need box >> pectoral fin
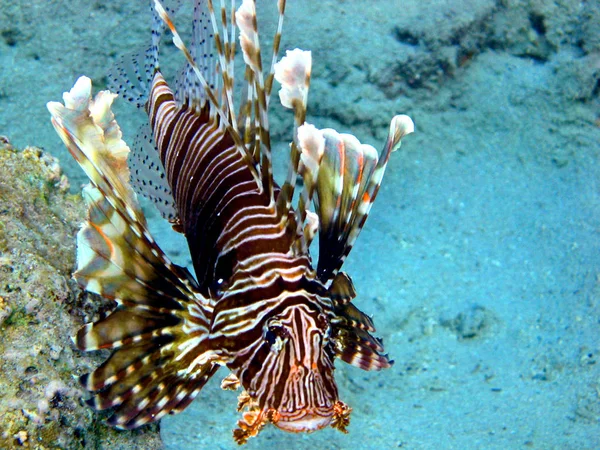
[314,116,414,281]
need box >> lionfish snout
[270,369,337,433]
[268,361,353,435]
[261,305,340,432]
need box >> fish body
[48,0,414,444]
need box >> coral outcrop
[0,140,162,449]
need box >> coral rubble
[0,140,162,449]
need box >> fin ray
[328,272,391,371]
[314,116,414,281]
[174,0,218,112]
[48,77,220,429]
[130,125,178,222]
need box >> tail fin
[47,77,220,428]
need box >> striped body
[149,70,340,430]
[148,73,281,293]
[48,0,414,444]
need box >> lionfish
[47,0,413,444]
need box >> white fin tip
[390,115,414,151]
[274,49,312,109]
[297,123,325,173]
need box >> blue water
[1,1,599,449]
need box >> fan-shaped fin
[74,184,220,429]
[315,116,414,281]
[332,303,376,333]
[327,272,390,371]
[48,76,221,430]
[107,0,185,108]
[327,272,357,305]
[130,125,178,223]
[332,325,392,371]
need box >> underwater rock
[372,0,600,98]
[0,140,161,448]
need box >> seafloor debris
[0,141,162,448]
[440,305,499,341]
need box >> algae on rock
[0,140,162,449]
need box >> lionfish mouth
[234,397,352,443]
[272,410,333,433]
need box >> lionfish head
[247,302,339,433]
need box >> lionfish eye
[265,328,277,346]
[264,322,287,347]
[317,313,330,330]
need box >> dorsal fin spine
[206,0,237,130]
[339,116,415,262]
[152,0,262,188]
[273,49,312,220]
[265,0,287,105]
[241,67,254,149]
[236,0,274,201]
[293,123,325,254]
[226,0,237,116]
